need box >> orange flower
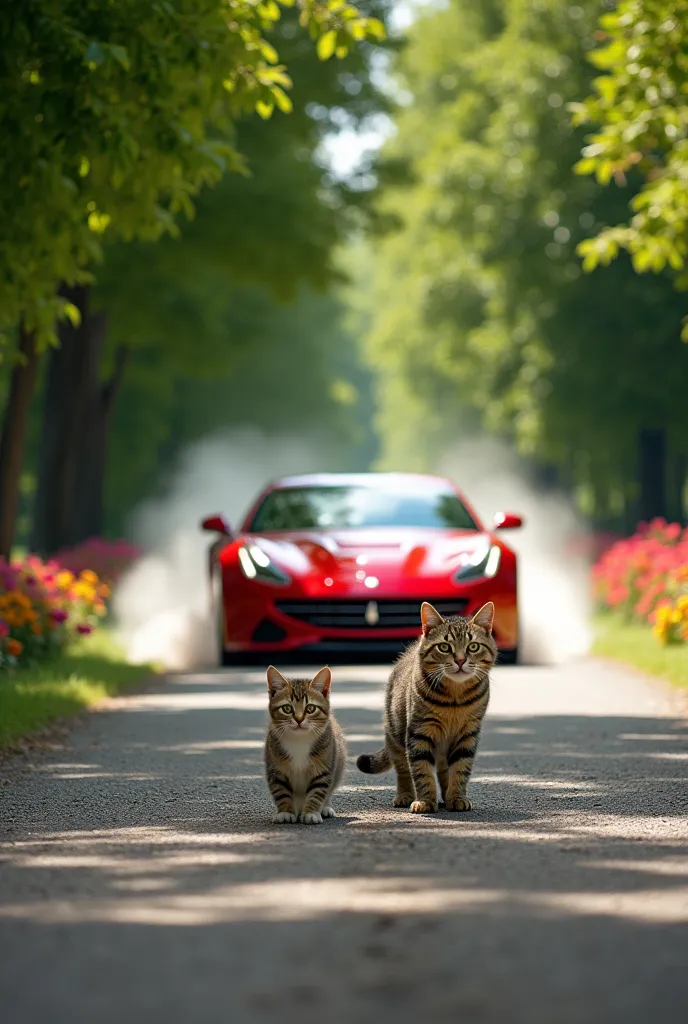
[31,623,43,635]
[7,638,23,656]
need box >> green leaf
[260,41,279,64]
[271,86,293,114]
[107,44,131,71]
[365,18,386,41]
[255,99,274,119]
[62,302,81,328]
[317,31,337,60]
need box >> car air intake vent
[252,620,288,643]
[275,599,469,630]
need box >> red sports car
[201,472,522,666]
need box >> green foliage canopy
[572,0,688,284]
[0,0,383,345]
[364,0,688,525]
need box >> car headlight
[238,545,291,586]
[453,543,501,583]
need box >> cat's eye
[305,703,317,714]
[281,703,294,715]
[467,642,481,654]
[437,642,452,653]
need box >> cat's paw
[321,806,336,818]
[410,800,437,814]
[301,812,323,825]
[393,794,413,808]
[446,796,472,812]
[273,811,298,824]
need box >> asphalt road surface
[1,657,687,1024]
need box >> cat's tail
[356,746,391,774]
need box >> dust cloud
[113,429,336,671]
[439,439,592,664]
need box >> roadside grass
[0,630,154,751]
[593,613,688,690]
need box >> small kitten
[264,665,346,825]
[357,601,496,813]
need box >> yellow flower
[72,581,95,601]
[56,570,74,590]
[80,569,99,584]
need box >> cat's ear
[310,666,332,697]
[471,601,495,634]
[421,602,445,635]
[267,665,289,697]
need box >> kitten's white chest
[283,731,314,776]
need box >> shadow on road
[1,668,687,1023]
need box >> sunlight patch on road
[585,859,688,878]
[2,876,687,927]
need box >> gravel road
[1,657,687,1024]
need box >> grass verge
[593,613,688,690]
[0,630,154,751]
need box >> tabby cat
[357,601,496,813]
[264,665,346,824]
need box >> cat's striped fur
[357,601,496,813]
[264,665,346,824]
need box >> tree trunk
[670,453,687,526]
[72,340,128,542]
[637,426,668,523]
[0,328,40,560]
[31,285,95,554]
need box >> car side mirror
[493,511,523,530]
[200,514,233,537]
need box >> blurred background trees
[0,0,386,555]
[1,0,686,557]
[363,0,688,530]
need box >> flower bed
[593,519,688,646]
[50,538,143,586]
[0,539,142,670]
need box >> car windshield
[248,484,478,532]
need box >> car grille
[274,598,469,630]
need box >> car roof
[270,472,457,490]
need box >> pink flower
[76,623,93,635]
[0,620,8,637]
[49,608,69,624]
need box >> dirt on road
[1,658,687,1024]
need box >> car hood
[240,527,496,584]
